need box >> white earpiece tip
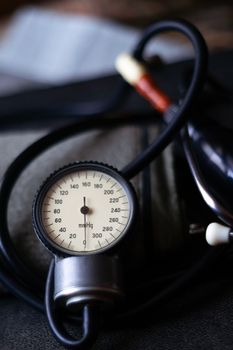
[115,53,146,85]
[206,222,231,246]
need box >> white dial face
[39,166,133,254]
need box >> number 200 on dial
[33,163,136,255]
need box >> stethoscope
[0,18,231,349]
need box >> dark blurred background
[0,0,232,50]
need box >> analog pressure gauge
[33,162,136,256]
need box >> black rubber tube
[122,19,208,178]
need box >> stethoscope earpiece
[206,222,232,246]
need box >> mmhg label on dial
[40,168,132,254]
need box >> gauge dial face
[33,163,135,255]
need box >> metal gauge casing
[32,162,136,256]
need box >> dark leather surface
[1,283,233,350]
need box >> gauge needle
[80,196,89,248]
